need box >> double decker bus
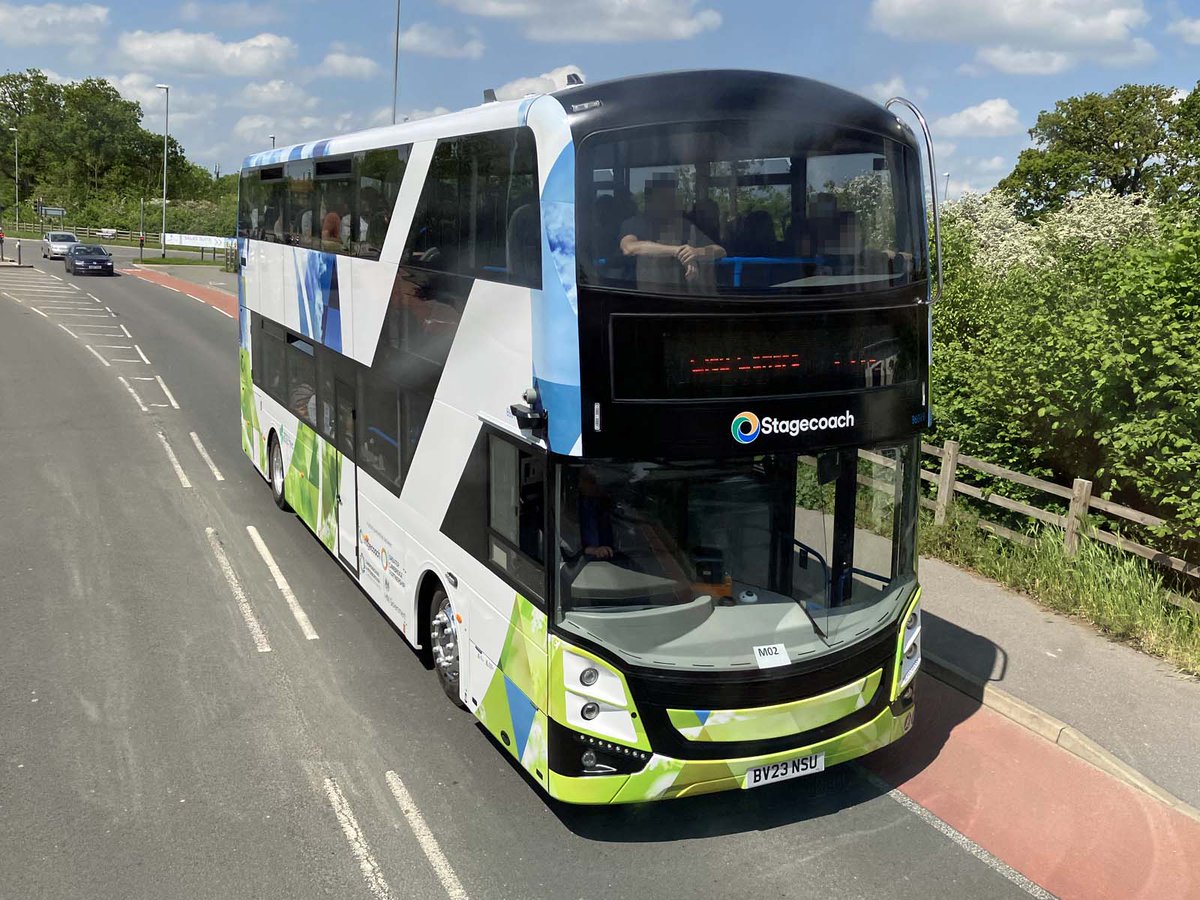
[237,70,939,803]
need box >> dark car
[65,243,115,276]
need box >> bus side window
[316,348,336,442]
[487,435,546,605]
[359,375,401,494]
[355,145,410,259]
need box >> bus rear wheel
[430,589,465,708]
[268,433,290,511]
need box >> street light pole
[392,0,401,124]
[156,83,170,258]
[8,127,17,234]
[269,134,276,149]
[943,172,950,202]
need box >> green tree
[999,84,1182,217]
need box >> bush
[932,191,1200,556]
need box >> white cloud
[441,0,721,42]
[179,1,280,27]
[117,29,296,77]
[864,75,908,103]
[871,0,1154,74]
[495,65,584,100]
[398,22,484,59]
[976,46,1072,75]
[1167,18,1200,45]
[0,2,108,46]
[974,155,1009,173]
[320,50,381,79]
[934,98,1021,138]
[238,79,317,111]
[233,113,323,148]
[110,71,215,125]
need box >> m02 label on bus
[753,643,791,668]
[744,753,825,789]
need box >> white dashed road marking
[84,345,111,367]
[323,777,394,900]
[205,527,271,653]
[189,431,225,482]
[156,431,191,488]
[246,525,317,640]
[385,770,469,900]
[116,375,149,412]
[156,376,181,410]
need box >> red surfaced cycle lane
[121,266,238,318]
[867,676,1200,899]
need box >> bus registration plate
[743,754,825,789]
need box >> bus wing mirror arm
[885,97,942,306]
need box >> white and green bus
[237,70,939,804]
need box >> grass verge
[921,511,1200,676]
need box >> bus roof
[240,70,915,172]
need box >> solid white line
[156,431,191,488]
[205,527,271,653]
[120,324,132,338]
[116,375,149,412]
[84,345,111,367]
[190,432,226,482]
[246,526,319,640]
[156,375,181,409]
[134,344,151,364]
[323,778,393,900]
[112,358,144,363]
[864,772,1052,899]
[57,324,79,339]
[385,770,469,900]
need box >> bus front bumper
[545,701,914,805]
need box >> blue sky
[2,0,1199,193]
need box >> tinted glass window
[487,436,545,601]
[316,348,336,440]
[286,335,316,425]
[260,330,286,401]
[402,128,541,287]
[285,159,318,249]
[356,146,410,259]
[579,121,925,296]
[359,376,401,493]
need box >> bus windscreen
[578,119,927,297]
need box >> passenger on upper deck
[619,174,725,287]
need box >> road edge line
[923,653,1200,825]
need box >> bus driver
[619,173,725,287]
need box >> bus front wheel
[430,589,466,708]
[268,433,290,511]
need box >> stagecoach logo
[731,410,856,443]
[731,412,761,444]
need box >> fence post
[1064,477,1093,557]
[935,439,960,526]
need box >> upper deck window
[578,119,926,296]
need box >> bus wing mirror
[885,96,942,306]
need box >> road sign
[42,206,66,217]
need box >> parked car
[65,243,114,276]
[42,231,79,259]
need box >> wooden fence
[914,439,1199,612]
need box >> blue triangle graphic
[504,676,537,759]
[695,709,712,725]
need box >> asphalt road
[0,261,1039,900]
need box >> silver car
[42,231,79,259]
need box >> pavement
[0,259,1197,900]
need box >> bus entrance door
[335,377,360,574]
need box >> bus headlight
[560,647,642,746]
[580,667,599,687]
[581,701,600,720]
[897,600,921,693]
